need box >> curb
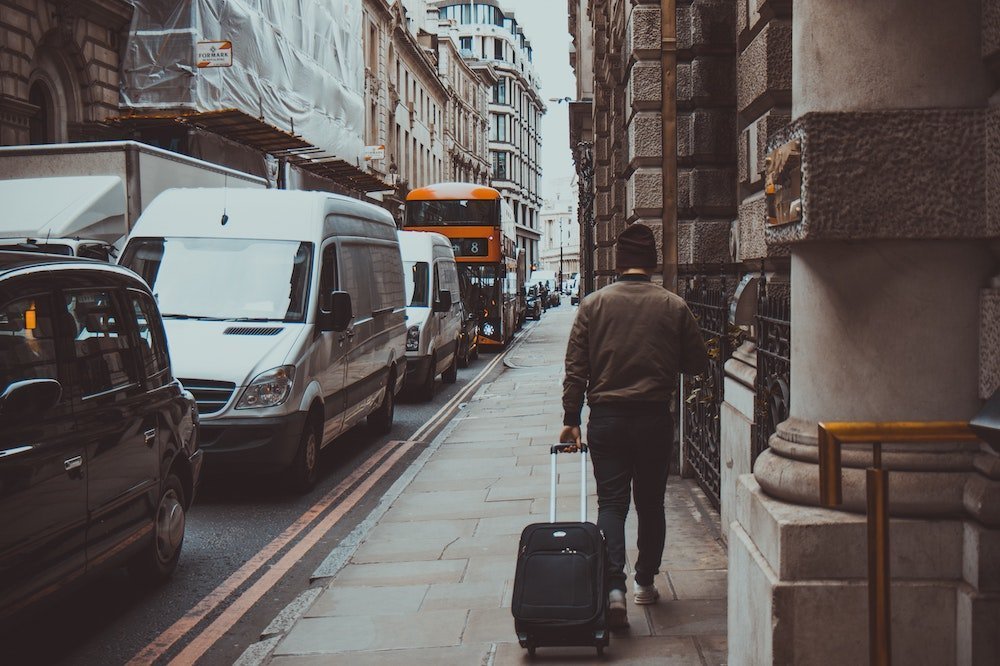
[233,333,533,665]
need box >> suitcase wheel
[527,644,536,657]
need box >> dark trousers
[587,406,673,593]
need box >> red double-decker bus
[404,183,519,348]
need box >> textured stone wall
[676,0,736,266]
[589,0,737,287]
[0,0,131,145]
[765,109,1000,244]
[734,0,791,263]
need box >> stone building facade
[422,19,494,185]
[538,177,581,284]
[0,0,132,146]
[433,0,544,269]
[385,1,449,193]
[570,0,1000,663]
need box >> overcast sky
[499,0,576,203]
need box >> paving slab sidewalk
[261,301,728,665]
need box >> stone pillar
[728,1,1000,664]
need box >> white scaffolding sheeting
[121,0,365,163]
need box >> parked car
[525,285,543,321]
[119,188,406,492]
[0,252,201,620]
[398,230,463,401]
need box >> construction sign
[196,41,233,68]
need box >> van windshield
[404,261,429,307]
[121,237,313,322]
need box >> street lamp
[558,217,564,294]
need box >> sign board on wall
[196,41,233,68]
[364,145,386,161]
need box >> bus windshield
[405,199,498,226]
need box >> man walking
[560,223,709,629]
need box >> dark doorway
[28,81,54,144]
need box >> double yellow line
[130,338,519,665]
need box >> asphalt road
[0,342,515,666]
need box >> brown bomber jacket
[562,275,710,426]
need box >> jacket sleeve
[562,301,590,426]
[678,302,710,375]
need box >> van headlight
[236,366,294,409]
[406,325,420,351]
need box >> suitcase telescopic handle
[549,443,589,523]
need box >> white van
[398,230,463,401]
[120,188,407,491]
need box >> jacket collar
[619,273,652,282]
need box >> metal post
[867,443,891,666]
[559,217,564,293]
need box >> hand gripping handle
[549,443,589,523]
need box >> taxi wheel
[130,473,186,583]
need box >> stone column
[728,1,1000,664]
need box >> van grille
[223,326,284,336]
[178,378,236,415]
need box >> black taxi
[0,253,201,619]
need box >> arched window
[28,80,55,144]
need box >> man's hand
[559,425,582,450]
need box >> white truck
[0,141,267,259]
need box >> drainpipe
[661,0,677,292]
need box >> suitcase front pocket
[516,550,599,622]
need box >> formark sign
[196,41,233,68]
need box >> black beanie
[615,224,658,269]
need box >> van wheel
[289,420,320,493]
[368,370,396,434]
[442,350,458,384]
[129,473,186,583]
[418,353,436,402]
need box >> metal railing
[816,421,979,666]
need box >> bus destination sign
[451,238,489,257]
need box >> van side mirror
[319,290,353,332]
[433,290,452,313]
[0,379,61,419]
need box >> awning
[0,176,126,244]
[107,110,389,193]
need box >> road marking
[410,337,518,443]
[167,441,416,665]
[127,439,407,665]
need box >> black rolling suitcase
[511,443,609,657]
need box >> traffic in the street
[4,0,997,664]
[1,335,520,664]
[0,177,565,663]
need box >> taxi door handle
[144,428,157,447]
[64,456,83,478]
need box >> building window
[492,115,507,142]
[460,36,472,52]
[493,79,506,104]
[493,152,507,180]
[494,39,504,61]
